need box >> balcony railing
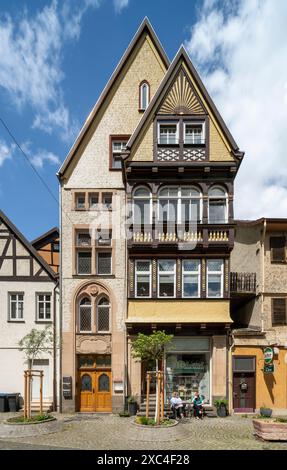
[230,272,256,294]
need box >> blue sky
[0,0,287,240]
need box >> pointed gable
[125,47,244,164]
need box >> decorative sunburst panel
[159,69,204,115]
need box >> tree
[18,325,54,368]
[131,330,173,423]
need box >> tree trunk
[155,359,159,424]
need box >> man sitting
[192,391,204,419]
[170,392,184,419]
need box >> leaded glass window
[79,297,92,332]
[97,252,112,275]
[98,373,110,391]
[97,297,110,332]
[81,374,92,391]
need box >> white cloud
[0,139,15,166]
[114,0,129,14]
[0,0,101,143]
[21,141,60,169]
[185,0,287,219]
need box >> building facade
[0,211,60,411]
[230,219,287,414]
[32,227,60,274]
[58,18,245,413]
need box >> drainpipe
[59,181,63,413]
[53,280,59,411]
[261,219,267,333]
[228,329,235,415]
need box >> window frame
[132,186,153,225]
[96,296,111,333]
[135,260,152,298]
[206,259,224,298]
[77,250,92,275]
[184,121,205,145]
[36,293,52,322]
[139,80,150,111]
[109,135,130,170]
[96,251,112,276]
[75,193,86,211]
[270,236,286,263]
[271,298,287,326]
[157,259,176,299]
[182,260,201,298]
[158,186,203,224]
[8,292,24,322]
[78,297,92,333]
[157,121,179,145]
[208,186,228,224]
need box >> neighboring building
[32,227,60,274]
[230,218,287,414]
[0,211,60,411]
[58,19,169,413]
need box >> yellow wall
[233,346,287,410]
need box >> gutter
[53,279,59,411]
[59,182,63,413]
[261,219,267,333]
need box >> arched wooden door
[95,372,112,412]
[79,371,95,412]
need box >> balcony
[127,223,234,251]
[230,272,256,295]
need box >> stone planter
[253,419,287,441]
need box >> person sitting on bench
[170,392,184,419]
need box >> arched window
[132,187,152,225]
[97,297,110,332]
[139,81,149,111]
[181,187,202,224]
[158,187,178,224]
[158,186,202,224]
[79,297,92,332]
[81,374,92,391]
[98,373,110,391]
[208,186,228,223]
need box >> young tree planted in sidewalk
[131,330,173,424]
[18,325,54,368]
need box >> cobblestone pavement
[1,413,287,450]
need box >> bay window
[158,186,202,224]
[207,260,223,298]
[184,122,205,144]
[135,260,151,297]
[158,122,178,145]
[133,187,152,225]
[182,260,200,298]
[158,260,176,298]
[208,187,228,223]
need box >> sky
[0,0,286,240]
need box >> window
[158,260,176,298]
[182,260,200,298]
[111,140,127,169]
[77,232,91,247]
[52,242,60,252]
[207,260,223,298]
[9,293,24,321]
[89,193,99,209]
[139,81,149,110]
[132,187,152,225]
[158,123,179,145]
[208,187,228,223]
[96,230,112,246]
[158,186,202,224]
[270,236,286,263]
[102,193,113,210]
[98,373,110,391]
[97,297,110,332]
[135,260,151,297]
[79,297,92,332]
[36,294,51,321]
[97,252,112,275]
[75,193,85,210]
[184,122,205,144]
[77,251,92,275]
[272,298,287,326]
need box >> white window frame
[158,121,179,145]
[184,121,205,144]
[36,293,52,321]
[9,292,24,321]
[140,82,149,110]
[112,140,127,169]
[158,260,176,298]
[135,260,152,298]
[78,298,92,333]
[206,259,224,298]
[97,297,111,333]
[208,186,228,224]
[132,186,152,225]
[158,186,203,224]
[97,251,112,276]
[182,260,201,298]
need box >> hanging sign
[264,347,274,365]
[264,364,274,374]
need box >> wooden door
[95,371,112,412]
[233,372,255,412]
[79,371,95,412]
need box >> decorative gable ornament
[159,68,205,115]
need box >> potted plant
[214,398,228,417]
[260,405,272,418]
[127,396,138,416]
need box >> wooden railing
[230,272,256,294]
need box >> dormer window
[184,122,205,144]
[158,122,179,145]
[139,81,149,111]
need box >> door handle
[93,388,95,393]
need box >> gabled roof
[32,227,59,249]
[0,210,57,280]
[58,17,169,179]
[125,46,243,158]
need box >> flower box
[253,419,287,441]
